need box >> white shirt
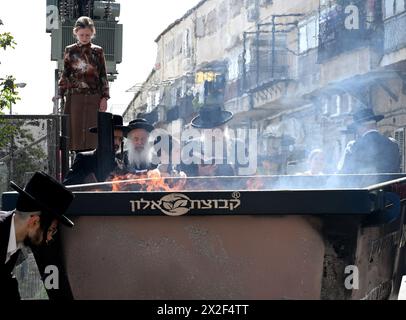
[5,213,23,264]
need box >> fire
[108,169,186,192]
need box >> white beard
[127,146,151,169]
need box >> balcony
[317,0,382,63]
[165,96,195,123]
[383,11,406,54]
[242,32,297,93]
[139,108,159,125]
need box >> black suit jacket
[0,211,74,300]
[340,131,401,174]
[63,150,98,185]
[0,211,20,300]
[64,150,121,185]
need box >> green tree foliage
[0,30,19,114]
[0,21,47,194]
[0,23,20,147]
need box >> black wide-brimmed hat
[10,171,75,227]
[89,114,127,133]
[123,118,154,137]
[347,108,384,131]
[191,105,233,129]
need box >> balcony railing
[317,0,382,63]
[384,11,406,53]
[242,15,301,92]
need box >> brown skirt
[64,93,100,151]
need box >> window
[299,25,307,53]
[385,0,395,17]
[347,95,354,114]
[165,40,175,61]
[155,91,160,106]
[206,10,218,35]
[340,94,353,114]
[330,95,341,116]
[321,95,349,116]
[384,0,406,19]
[307,18,318,49]
[299,17,319,53]
[322,99,329,115]
[228,54,240,80]
[196,16,205,37]
[146,94,153,112]
[180,80,187,98]
[183,29,191,57]
[176,34,183,55]
[147,90,160,112]
[397,0,406,13]
[170,88,177,106]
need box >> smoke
[149,127,258,175]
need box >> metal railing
[317,0,383,62]
[242,14,303,92]
[0,115,65,206]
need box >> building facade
[123,0,406,174]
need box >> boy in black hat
[339,108,401,174]
[0,171,74,300]
[63,114,126,185]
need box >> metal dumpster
[3,174,406,300]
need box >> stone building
[123,0,406,174]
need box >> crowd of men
[63,106,402,187]
[1,104,402,300]
[63,104,241,186]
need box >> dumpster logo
[159,193,191,216]
[130,192,241,216]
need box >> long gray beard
[127,146,151,169]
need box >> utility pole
[8,101,13,184]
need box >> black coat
[63,150,98,185]
[340,131,401,174]
[0,211,21,300]
[64,150,119,185]
[0,211,74,300]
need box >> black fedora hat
[89,114,127,133]
[123,118,154,137]
[10,171,75,227]
[191,105,233,129]
[347,108,384,131]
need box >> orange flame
[108,169,186,192]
